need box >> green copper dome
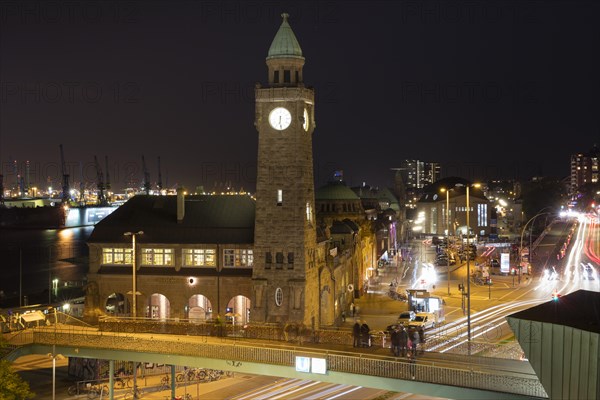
[267,13,304,59]
[316,182,360,201]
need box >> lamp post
[457,182,480,356]
[465,185,472,355]
[519,209,552,282]
[124,231,143,318]
[440,188,451,295]
[48,307,64,400]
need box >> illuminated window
[224,249,253,267]
[306,202,312,222]
[477,204,488,227]
[102,248,133,265]
[277,189,283,206]
[182,249,216,267]
[141,248,174,266]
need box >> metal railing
[19,325,547,398]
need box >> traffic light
[458,283,464,292]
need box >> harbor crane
[59,144,70,204]
[79,161,85,204]
[94,155,107,206]
[141,155,151,195]
[105,155,111,203]
[0,172,4,205]
[157,156,163,193]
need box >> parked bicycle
[176,367,197,382]
[159,374,171,391]
[87,383,110,399]
[114,375,133,389]
[124,385,143,399]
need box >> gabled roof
[508,289,600,334]
[377,187,400,211]
[351,185,378,200]
[88,194,255,245]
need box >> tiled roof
[88,194,255,245]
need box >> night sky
[1,1,599,193]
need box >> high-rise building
[399,160,441,189]
[570,144,599,195]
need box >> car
[397,311,416,326]
[408,312,437,330]
[583,264,595,280]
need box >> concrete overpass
[5,324,547,400]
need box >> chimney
[177,187,185,223]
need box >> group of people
[390,324,425,358]
[352,321,371,347]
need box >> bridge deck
[5,325,548,399]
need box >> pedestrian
[390,326,400,356]
[418,326,425,355]
[341,311,346,322]
[409,327,419,359]
[360,321,371,347]
[399,325,408,357]
[350,302,355,317]
[352,321,361,347]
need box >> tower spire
[266,12,305,87]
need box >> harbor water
[0,226,94,307]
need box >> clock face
[269,107,292,130]
[303,108,309,131]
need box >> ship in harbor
[0,146,119,229]
[0,148,172,230]
[0,190,119,230]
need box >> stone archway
[105,292,129,316]
[146,293,170,319]
[226,295,251,325]
[188,294,213,322]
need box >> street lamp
[440,187,451,295]
[519,208,552,282]
[456,182,480,356]
[124,231,144,318]
[48,307,65,400]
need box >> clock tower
[251,13,319,328]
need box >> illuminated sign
[311,358,326,374]
[295,356,327,374]
[295,356,310,373]
[500,253,510,274]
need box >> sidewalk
[341,261,532,336]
